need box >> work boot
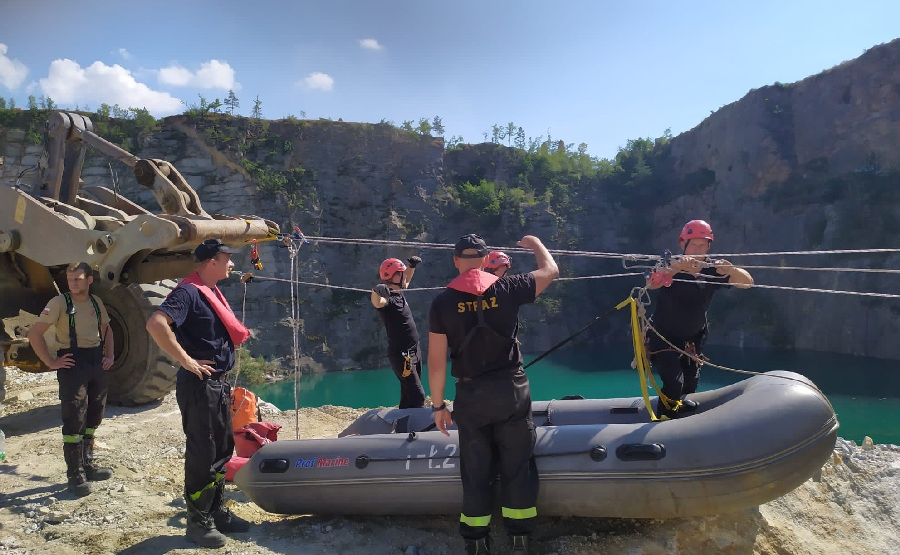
[511,535,530,555]
[63,442,92,497]
[82,435,113,481]
[185,488,227,548]
[211,479,251,533]
[655,399,680,421]
[464,537,491,555]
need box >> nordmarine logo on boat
[294,456,350,468]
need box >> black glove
[407,256,422,268]
[373,284,391,298]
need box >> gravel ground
[1,366,898,555]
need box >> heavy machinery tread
[96,281,179,406]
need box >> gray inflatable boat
[233,371,838,518]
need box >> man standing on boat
[645,220,753,420]
[146,239,252,548]
[371,255,426,409]
[428,234,558,555]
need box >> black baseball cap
[454,234,488,258]
[194,238,240,262]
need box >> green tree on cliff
[417,117,432,136]
[505,122,516,146]
[432,116,445,136]
[225,90,240,115]
[251,95,263,119]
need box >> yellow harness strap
[615,296,680,421]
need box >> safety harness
[63,293,104,352]
[452,294,512,358]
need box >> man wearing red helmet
[645,220,753,420]
[371,255,426,409]
[484,251,512,277]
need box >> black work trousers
[453,369,538,540]
[57,347,107,439]
[647,330,705,402]
[176,376,234,497]
[388,346,426,409]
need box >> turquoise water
[253,345,900,445]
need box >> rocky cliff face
[648,40,900,359]
[2,40,899,370]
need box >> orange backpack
[231,386,262,432]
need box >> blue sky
[1,1,898,159]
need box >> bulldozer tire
[93,280,179,406]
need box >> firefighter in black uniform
[146,239,252,548]
[428,234,558,555]
[28,262,115,497]
[371,255,426,409]
[646,220,753,419]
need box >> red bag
[224,456,249,482]
[234,421,282,458]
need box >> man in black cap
[146,238,252,548]
[428,233,558,555]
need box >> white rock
[861,436,875,451]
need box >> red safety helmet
[485,251,511,270]
[379,258,407,281]
[679,220,714,245]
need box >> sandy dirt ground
[1,366,898,555]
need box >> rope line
[289,233,900,260]
[640,313,831,399]
[229,271,647,294]
[704,247,900,257]
[727,264,900,274]
[669,277,900,299]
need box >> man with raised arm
[645,220,753,420]
[427,234,558,555]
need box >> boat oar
[523,306,618,370]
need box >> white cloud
[0,43,29,90]
[39,59,183,115]
[359,39,382,51]
[158,64,192,87]
[302,72,334,91]
[157,59,237,90]
[116,48,132,60]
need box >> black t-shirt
[650,267,730,339]
[158,284,236,381]
[429,273,536,379]
[376,290,419,352]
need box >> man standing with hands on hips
[28,262,115,497]
[146,238,252,548]
[428,234,558,555]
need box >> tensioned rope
[638,303,833,401]
[283,234,900,260]
[231,270,900,300]
[668,277,900,299]
[228,271,647,293]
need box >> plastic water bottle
[0,429,6,462]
